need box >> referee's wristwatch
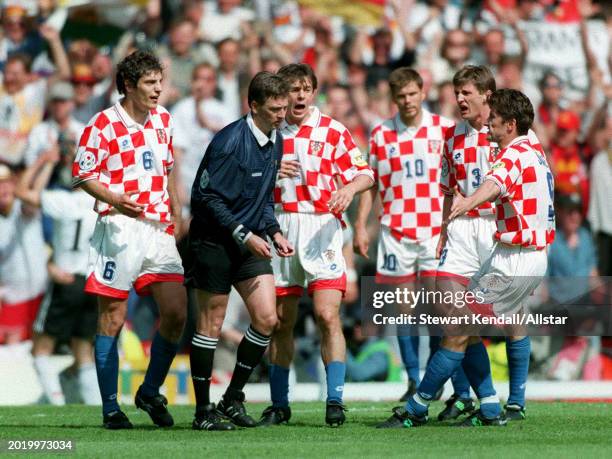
[232,224,253,245]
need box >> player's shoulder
[318,111,348,134]
[372,116,396,135]
[150,105,172,127]
[444,120,466,141]
[82,106,118,135]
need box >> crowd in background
[0,0,610,384]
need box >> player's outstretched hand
[448,186,470,221]
[279,160,300,179]
[245,234,273,259]
[112,190,145,218]
[328,187,355,214]
[353,225,369,258]
[272,233,295,258]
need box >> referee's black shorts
[34,275,98,342]
[184,235,272,294]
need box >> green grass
[0,402,610,458]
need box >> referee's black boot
[135,386,174,427]
[103,410,133,430]
[216,390,258,427]
[193,403,236,431]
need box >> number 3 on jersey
[471,168,481,188]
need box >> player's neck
[400,110,422,128]
[498,132,519,150]
[252,114,272,137]
[121,98,149,126]
[286,106,312,127]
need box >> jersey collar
[247,112,277,146]
[280,106,321,134]
[113,100,151,129]
[394,108,433,133]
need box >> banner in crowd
[522,19,610,101]
[298,0,385,26]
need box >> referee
[187,71,294,431]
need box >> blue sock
[506,337,530,408]
[141,331,179,397]
[451,365,471,399]
[95,334,120,415]
[397,329,420,383]
[406,348,464,416]
[269,364,290,408]
[325,361,345,403]
[462,342,501,419]
[428,335,441,361]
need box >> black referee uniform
[186,114,282,294]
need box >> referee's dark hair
[277,63,318,91]
[116,50,163,95]
[488,89,534,136]
[453,65,496,95]
[248,71,290,107]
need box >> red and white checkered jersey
[440,122,542,218]
[72,102,175,225]
[369,110,454,241]
[485,135,556,250]
[274,107,373,218]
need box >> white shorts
[273,212,346,296]
[468,243,548,316]
[437,215,496,283]
[85,214,184,299]
[376,226,439,284]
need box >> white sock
[78,363,101,405]
[33,355,65,406]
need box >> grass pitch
[0,402,610,458]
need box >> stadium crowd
[0,0,610,405]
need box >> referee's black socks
[225,325,271,400]
[190,333,217,410]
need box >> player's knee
[163,307,187,336]
[276,313,296,334]
[253,313,278,336]
[314,308,340,333]
[442,335,469,350]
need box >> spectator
[216,37,244,121]
[550,110,591,212]
[548,193,598,279]
[156,18,212,105]
[70,63,108,125]
[23,81,84,168]
[587,114,612,277]
[171,63,233,214]
[0,5,42,70]
[0,164,48,344]
[0,24,69,165]
[536,71,565,147]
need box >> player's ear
[250,100,259,115]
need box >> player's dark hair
[388,67,423,94]
[5,52,32,73]
[488,89,534,135]
[453,65,496,95]
[247,71,289,106]
[277,63,318,91]
[116,50,163,95]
